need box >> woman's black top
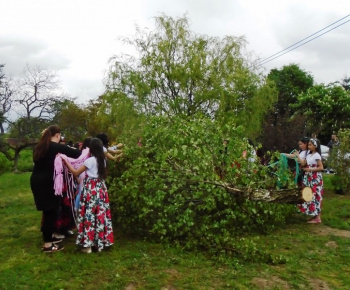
[30,142,81,211]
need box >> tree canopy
[106,14,276,138]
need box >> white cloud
[1,0,350,103]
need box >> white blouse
[306,152,321,167]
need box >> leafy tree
[329,129,350,194]
[90,91,146,146]
[51,98,89,142]
[260,64,314,153]
[339,75,350,91]
[267,64,314,117]
[294,83,350,140]
[106,14,276,138]
[108,115,295,261]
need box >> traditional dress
[76,156,114,249]
[298,152,323,216]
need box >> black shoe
[43,244,64,253]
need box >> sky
[1,0,350,104]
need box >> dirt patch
[308,278,331,290]
[309,224,350,238]
[325,241,338,248]
[251,276,290,289]
[125,283,137,290]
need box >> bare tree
[1,64,64,172]
[15,64,62,121]
[0,64,14,134]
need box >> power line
[257,13,350,67]
[258,19,350,67]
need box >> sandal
[43,244,64,253]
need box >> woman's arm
[294,151,307,167]
[105,152,123,162]
[63,159,87,177]
[107,148,123,155]
[58,143,81,158]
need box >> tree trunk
[13,149,20,173]
[225,186,312,204]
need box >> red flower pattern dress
[76,157,114,249]
[298,152,323,217]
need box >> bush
[17,148,34,172]
[329,129,350,194]
[0,153,12,174]
[107,115,295,260]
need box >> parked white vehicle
[320,145,329,161]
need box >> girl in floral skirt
[298,138,324,223]
[64,138,114,253]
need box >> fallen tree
[225,185,312,204]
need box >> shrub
[107,115,295,261]
[0,153,12,174]
[329,129,350,194]
[17,148,34,172]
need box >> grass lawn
[0,172,350,289]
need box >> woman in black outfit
[30,125,81,253]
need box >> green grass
[1,172,350,289]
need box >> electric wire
[257,13,350,67]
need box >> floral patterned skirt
[76,177,114,249]
[298,167,323,217]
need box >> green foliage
[16,148,33,172]
[329,129,350,193]
[0,152,12,174]
[268,64,314,116]
[7,117,47,139]
[261,64,314,153]
[92,91,146,145]
[51,98,89,142]
[108,115,295,260]
[294,83,350,137]
[107,14,276,137]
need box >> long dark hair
[89,138,106,180]
[82,137,92,149]
[298,136,309,153]
[96,133,108,148]
[33,125,60,161]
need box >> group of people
[283,136,325,224]
[30,126,123,253]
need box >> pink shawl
[53,148,90,196]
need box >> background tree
[51,98,89,142]
[0,64,64,171]
[0,64,15,134]
[107,14,276,138]
[339,75,350,91]
[260,64,314,153]
[293,83,350,143]
[15,64,62,121]
[90,91,146,146]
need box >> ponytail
[33,125,60,161]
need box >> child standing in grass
[63,138,114,253]
[298,138,324,223]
